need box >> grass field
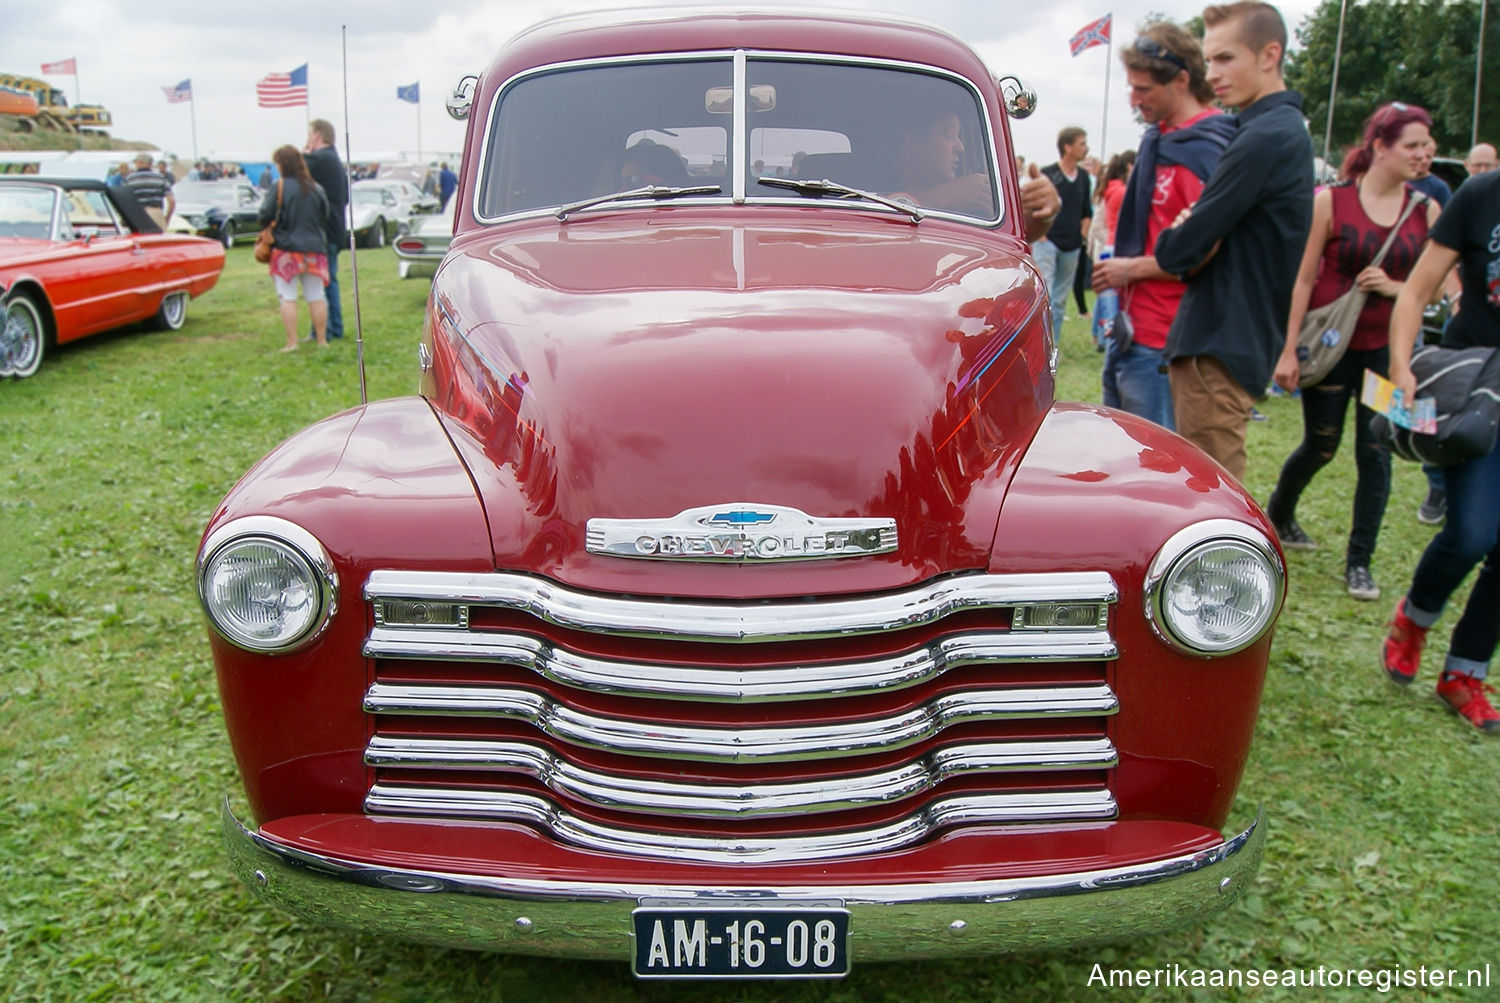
[1,246,1497,1002]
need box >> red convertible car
[0,176,224,378]
[200,8,1282,978]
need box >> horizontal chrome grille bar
[364,570,1117,642]
[365,683,1118,762]
[362,787,1119,862]
[364,629,1116,702]
[365,736,1118,818]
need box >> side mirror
[447,75,478,121]
[997,76,1038,119]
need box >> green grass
[1,259,1496,1002]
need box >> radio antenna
[340,24,368,404]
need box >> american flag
[256,64,308,108]
[162,79,192,104]
[41,58,77,75]
[1069,14,1112,56]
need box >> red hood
[425,211,1053,596]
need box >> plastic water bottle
[1092,246,1119,351]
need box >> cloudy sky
[7,0,1321,167]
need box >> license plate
[631,902,850,979]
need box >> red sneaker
[1381,599,1428,685]
[1435,672,1500,733]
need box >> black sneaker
[1418,487,1446,526]
[1346,565,1380,601]
[1272,518,1316,551]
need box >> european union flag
[397,81,420,104]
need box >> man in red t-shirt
[1092,21,1235,429]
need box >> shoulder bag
[1371,344,1500,466]
[1295,191,1428,389]
[253,180,283,264]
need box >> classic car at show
[348,184,405,247]
[199,8,1283,977]
[1,176,224,378]
[352,178,440,236]
[393,204,453,277]
[171,180,265,247]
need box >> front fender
[200,396,493,823]
[993,403,1281,829]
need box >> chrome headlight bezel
[196,516,338,654]
[1143,519,1285,657]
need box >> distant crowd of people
[1030,1,1500,734]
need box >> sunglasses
[1134,38,1189,75]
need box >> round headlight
[197,518,336,652]
[1145,521,1284,656]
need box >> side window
[622,127,726,187]
[749,128,850,180]
[66,190,123,235]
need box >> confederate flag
[1069,14,1112,56]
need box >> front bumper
[223,801,1265,961]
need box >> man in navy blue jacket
[1151,2,1314,482]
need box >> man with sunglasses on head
[1092,21,1235,431]
[1149,2,1314,482]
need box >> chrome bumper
[223,802,1265,961]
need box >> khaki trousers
[144,206,167,229]
[1169,355,1254,483]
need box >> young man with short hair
[1150,2,1314,481]
[1092,21,1235,429]
[304,119,349,340]
[1034,127,1093,335]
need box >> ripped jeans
[1267,346,1391,568]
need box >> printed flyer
[1361,370,1437,434]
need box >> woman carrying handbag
[1380,162,1500,733]
[257,144,333,352]
[1266,103,1442,600]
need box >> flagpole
[1322,0,1349,169]
[189,88,199,163]
[1474,0,1488,147]
[1100,22,1112,160]
[417,89,422,165]
[73,65,83,150]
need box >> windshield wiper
[555,184,721,221]
[757,176,922,223]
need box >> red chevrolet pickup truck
[198,7,1282,979]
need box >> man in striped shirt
[124,152,175,229]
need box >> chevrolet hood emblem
[586,503,898,562]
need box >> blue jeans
[1101,339,1173,430]
[1031,240,1080,336]
[1407,440,1500,677]
[325,240,343,339]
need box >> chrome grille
[363,570,1119,861]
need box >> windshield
[352,189,386,205]
[478,56,996,222]
[0,186,57,239]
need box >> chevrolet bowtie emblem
[586,503,898,562]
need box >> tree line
[1285,0,1497,161]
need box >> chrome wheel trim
[375,220,386,247]
[2,294,45,378]
[222,223,236,248]
[158,291,189,331]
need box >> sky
[5,0,1322,167]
